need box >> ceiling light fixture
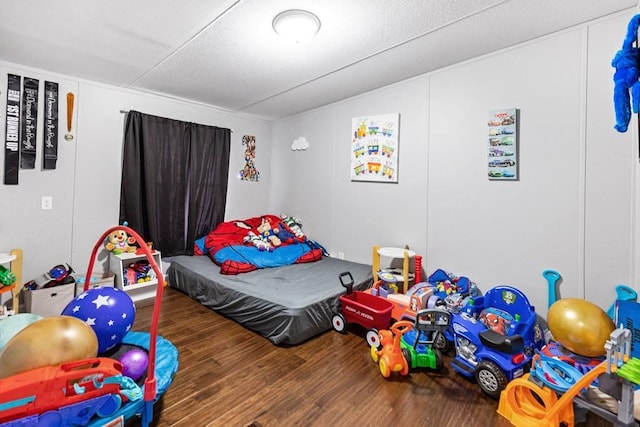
[272,9,321,43]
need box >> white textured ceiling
[0,0,635,120]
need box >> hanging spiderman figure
[612,14,640,132]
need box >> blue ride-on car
[450,285,546,398]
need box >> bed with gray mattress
[166,255,373,345]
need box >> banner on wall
[239,135,260,181]
[43,81,59,170]
[4,74,21,185]
[20,77,39,169]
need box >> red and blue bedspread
[194,214,324,274]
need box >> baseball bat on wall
[65,92,75,141]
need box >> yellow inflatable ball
[547,298,615,357]
[0,315,98,378]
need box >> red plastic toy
[332,272,394,347]
[0,357,138,425]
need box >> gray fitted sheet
[166,256,373,345]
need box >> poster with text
[351,113,399,182]
[487,108,518,180]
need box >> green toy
[0,266,16,287]
[616,357,640,385]
[400,308,452,371]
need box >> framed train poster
[487,108,518,180]
[351,113,399,182]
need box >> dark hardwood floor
[128,287,613,427]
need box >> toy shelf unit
[372,245,422,294]
[109,250,163,303]
[0,249,22,317]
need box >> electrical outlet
[41,196,53,210]
[338,252,344,260]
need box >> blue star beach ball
[62,287,136,354]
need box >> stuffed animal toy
[281,213,306,241]
[612,14,640,133]
[274,222,296,244]
[105,229,137,255]
[243,231,273,252]
[257,217,281,247]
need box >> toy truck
[449,285,546,398]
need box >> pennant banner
[43,81,59,170]
[4,74,21,185]
[21,77,39,169]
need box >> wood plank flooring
[128,287,613,427]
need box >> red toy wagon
[332,272,394,347]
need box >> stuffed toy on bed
[243,231,273,252]
[281,213,306,241]
[257,217,281,247]
[612,14,640,133]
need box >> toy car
[450,285,545,398]
[499,136,514,145]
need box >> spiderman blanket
[194,214,323,275]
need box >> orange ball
[547,298,615,357]
[0,315,98,378]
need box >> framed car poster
[351,113,399,182]
[487,108,518,180]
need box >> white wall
[0,65,272,283]
[2,9,638,318]
[584,14,637,309]
[427,27,586,316]
[271,10,639,317]
[270,77,429,262]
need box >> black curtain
[119,111,231,256]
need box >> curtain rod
[119,110,234,132]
